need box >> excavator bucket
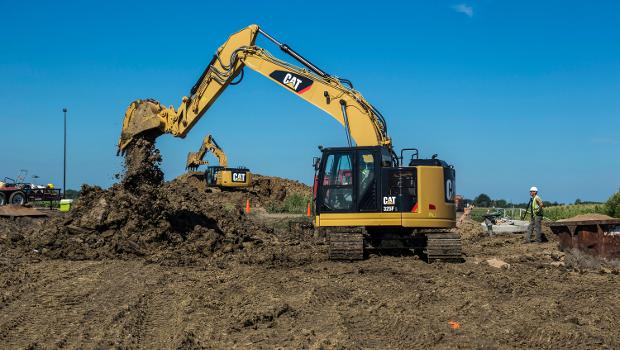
[117,99,166,154]
[186,151,203,171]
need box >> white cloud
[452,4,474,18]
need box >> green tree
[494,199,508,208]
[64,189,80,200]
[604,188,620,218]
[473,193,492,207]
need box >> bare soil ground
[1,230,619,349]
[0,139,618,349]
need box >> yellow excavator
[186,134,252,188]
[118,24,459,261]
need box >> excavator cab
[315,146,455,223]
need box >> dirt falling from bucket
[120,135,164,192]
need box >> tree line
[466,193,601,209]
[466,188,620,218]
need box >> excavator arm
[118,24,391,153]
[186,134,228,171]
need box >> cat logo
[382,196,397,212]
[269,70,313,94]
[232,172,246,183]
[283,73,303,90]
[383,196,396,205]
[446,179,454,201]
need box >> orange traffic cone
[245,199,251,214]
[306,200,312,217]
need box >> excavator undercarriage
[324,227,463,262]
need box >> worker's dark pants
[524,216,542,243]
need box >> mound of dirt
[563,248,620,273]
[455,218,486,241]
[17,136,283,264]
[252,174,311,201]
[557,213,614,222]
[177,172,312,213]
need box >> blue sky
[1,0,618,203]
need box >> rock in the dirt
[486,258,510,269]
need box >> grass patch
[470,204,606,221]
[31,200,60,208]
[267,193,311,214]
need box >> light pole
[63,108,67,199]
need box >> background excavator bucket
[117,99,166,154]
[186,151,203,171]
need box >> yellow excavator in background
[186,134,252,188]
[118,24,459,261]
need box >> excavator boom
[118,25,390,153]
[186,134,228,171]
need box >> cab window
[358,151,377,211]
[321,153,353,211]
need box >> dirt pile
[18,136,279,264]
[251,174,311,201]
[0,217,43,246]
[557,213,614,222]
[179,172,312,213]
[455,218,486,241]
[563,248,620,273]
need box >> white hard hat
[530,186,538,192]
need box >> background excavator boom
[186,134,228,171]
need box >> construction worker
[524,186,544,243]
[483,211,495,235]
